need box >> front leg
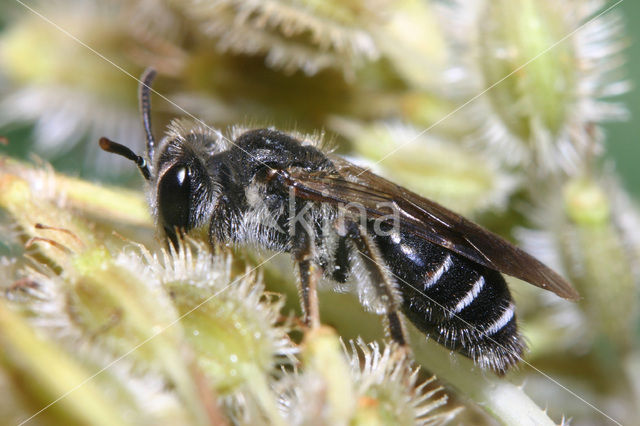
[263,167,323,328]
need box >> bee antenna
[139,67,157,160]
[99,137,151,180]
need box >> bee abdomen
[396,246,525,374]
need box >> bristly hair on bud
[344,339,462,425]
[276,330,460,425]
[164,0,387,77]
[115,238,297,423]
[438,0,630,174]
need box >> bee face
[153,134,222,244]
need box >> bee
[100,69,578,374]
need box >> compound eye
[158,164,192,232]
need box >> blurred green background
[605,0,640,198]
[0,0,638,198]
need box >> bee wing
[284,162,579,301]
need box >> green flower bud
[278,328,458,425]
[331,119,518,216]
[445,0,629,173]
[0,301,136,426]
[167,0,386,76]
[521,175,639,354]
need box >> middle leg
[291,216,321,329]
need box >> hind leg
[338,218,409,347]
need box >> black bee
[100,69,579,374]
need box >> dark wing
[282,161,579,301]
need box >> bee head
[153,133,220,244]
[99,68,219,245]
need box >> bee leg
[386,310,408,347]
[292,224,321,329]
[339,219,408,347]
[296,258,321,329]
